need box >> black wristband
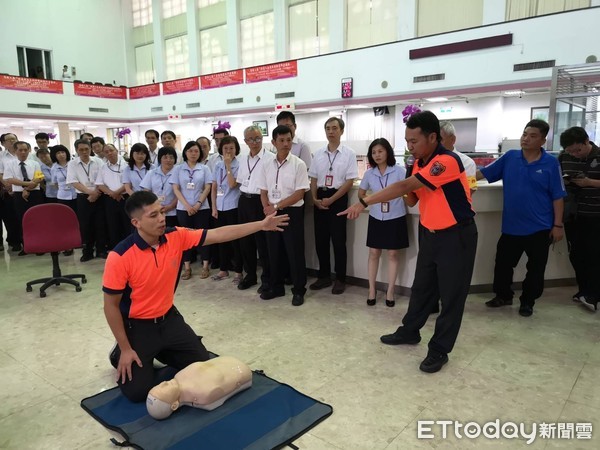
[553,224,563,228]
[359,197,368,208]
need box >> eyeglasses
[245,137,263,143]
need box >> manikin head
[147,379,181,420]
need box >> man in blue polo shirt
[477,119,566,317]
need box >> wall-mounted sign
[0,74,63,94]
[341,77,353,99]
[129,83,161,99]
[74,83,127,99]
[201,70,244,89]
[245,61,297,83]
[162,77,200,95]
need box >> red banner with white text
[245,61,298,83]
[0,75,63,94]
[200,70,244,89]
[162,77,200,95]
[74,83,127,99]
[129,83,161,99]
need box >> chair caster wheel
[26,286,32,292]
[82,277,87,284]
[40,291,46,298]
[75,286,82,292]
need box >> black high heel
[386,299,395,307]
[367,298,376,306]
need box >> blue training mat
[80,367,333,450]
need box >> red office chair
[22,203,87,298]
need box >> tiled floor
[0,248,599,449]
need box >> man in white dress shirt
[308,117,358,295]
[0,133,23,252]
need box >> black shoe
[518,304,533,317]
[579,296,598,312]
[80,254,94,262]
[419,352,449,373]
[238,278,258,290]
[386,299,395,307]
[63,250,74,256]
[309,278,332,290]
[257,284,269,294]
[367,298,376,306]
[260,290,285,300]
[284,277,293,285]
[380,328,421,345]
[572,291,582,303]
[18,250,27,256]
[485,296,513,307]
[292,294,304,306]
[109,343,120,369]
[97,252,108,259]
[332,280,345,295]
[10,244,22,252]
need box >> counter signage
[74,83,127,99]
[162,77,200,95]
[129,83,161,99]
[201,70,244,89]
[245,61,298,83]
[341,77,353,98]
[0,74,63,94]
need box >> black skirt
[366,215,409,250]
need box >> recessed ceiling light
[424,97,448,102]
[504,90,523,96]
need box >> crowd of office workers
[0,112,598,327]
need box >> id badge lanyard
[379,173,390,213]
[325,151,339,187]
[272,159,287,199]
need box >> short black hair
[560,126,588,149]
[405,110,441,143]
[36,148,50,157]
[272,125,292,141]
[90,136,105,146]
[324,117,345,130]
[213,128,230,137]
[81,132,94,140]
[128,142,151,169]
[157,146,177,165]
[525,119,550,138]
[276,111,296,124]
[218,136,240,155]
[367,138,396,167]
[14,141,31,151]
[74,138,90,150]
[145,129,159,139]
[161,130,176,140]
[1,133,17,144]
[50,144,71,163]
[182,141,200,162]
[125,191,158,218]
[35,132,49,141]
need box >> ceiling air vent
[151,106,163,112]
[89,107,109,113]
[186,102,200,109]
[227,97,243,104]
[27,103,51,109]
[514,60,555,72]
[413,73,445,83]
[275,92,295,99]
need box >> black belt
[240,192,260,198]
[128,306,176,323]
[426,218,475,234]
[318,187,338,192]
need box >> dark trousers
[216,208,242,273]
[1,193,23,246]
[401,222,478,355]
[314,190,348,281]
[118,307,209,402]
[176,209,210,263]
[165,215,178,228]
[492,230,550,305]
[76,193,107,256]
[104,196,130,250]
[238,195,270,285]
[14,190,44,223]
[565,217,600,299]
[57,198,77,212]
[266,207,307,295]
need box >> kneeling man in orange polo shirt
[103,191,288,402]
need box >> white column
[397,0,416,40]
[152,0,165,82]
[227,0,240,69]
[273,0,289,61]
[482,0,506,24]
[328,0,345,52]
[187,0,200,75]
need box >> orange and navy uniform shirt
[413,145,475,231]
[102,227,207,319]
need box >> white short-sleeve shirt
[308,144,358,188]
